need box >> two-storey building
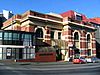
[0,10,96,62]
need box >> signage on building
[7,49,11,56]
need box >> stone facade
[2,10,96,61]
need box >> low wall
[35,52,56,62]
[16,52,56,62]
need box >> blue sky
[0,0,100,18]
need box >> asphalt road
[0,62,100,75]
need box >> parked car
[91,57,100,63]
[85,57,92,63]
[85,57,100,63]
[73,57,86,64]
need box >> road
[0,62,100,75]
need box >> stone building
[0,10,96,62]
[61,10,96,60]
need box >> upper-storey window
[58,32,61,39]
[87,34,91,49]
[50,31,54,39]
[35,28,43,38]
[4,32,12,40]
[74,32,80,48]
[76,15,82,21]
[86,34,91,56]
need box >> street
[0,62,100,75]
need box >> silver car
[85,57,100,63]
[91,57,100,63]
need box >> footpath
[0,60,72,66]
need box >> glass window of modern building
[0,30,35,60]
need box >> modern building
[0,30,35,60]
[1,10,96,62]
[0,10,13,29]
[0,13,3,28]
[3,10,13,20]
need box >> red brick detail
[60,10,87,20]
[14,26,21,31]
[15,15,22,19]
[92,50,96,55]
[47,14,62,22]
[28,10,34,16]
[21,26,34,32]
[45,35,50,39]
[60,10,75,19]
[68,29,72,35]
[29,26,34,32]
[92,43,96,48]
[62,31,68,36]
[16,52,56,62]
[80,37,86,40]
[3,14,21,27]
[89,18,100,24]
[21,26,27,31]
[80,42,86,48]
[35,52,56,62]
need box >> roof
[47,12,63,18]
[89,17,100,24]
[60,10,87,20]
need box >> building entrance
[6,48,23,59]
[0,47,35,60]
[74,49,80,58]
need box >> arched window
[35,28,43,38]
[87,34,90,42]
[87,34,91,56]
[73,32,80,58]
[74,32,79,48]
[87,34,91,48]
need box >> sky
[0,0,100,18]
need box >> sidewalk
[0,60,72,66]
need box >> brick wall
[16,52,56,62]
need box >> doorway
[6,48,12,59]
[74,49,80,58]
[6,48,23,59]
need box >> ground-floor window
[0,47,35,60]
[74,49,80,58]
[23,48,35,59]
[87,49,91,56]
